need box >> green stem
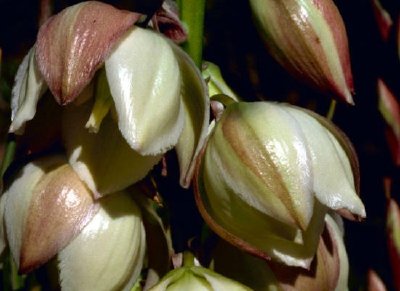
[182,251,195,268]
[178,0,206,68]
[326,100,337,120]
[1,134,16,178]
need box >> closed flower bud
[249,0,354,104]
[149,254,251,291]
[195,101,365,267]
[386,198,400,290]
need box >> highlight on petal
[36,1,141,104]
[195,151,327,268]
[172,43,210,188]
[9,47,46,134]
[378,79,400,166]
[371,0,393,41]
[284,105,366,220]
[207,102,315,230]
[105,27,184,155]
[62,100,162,197]
[249,0,354,104]
[58,192,146,291]
[3,156,98,273]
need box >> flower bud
[249,0,354,104]
[195,101,365,267]
[2,156,99,273]
[149,259,251,291]
[367,270,387,291]
[372,0,393,41]
[378,79,400,166]
[212,214,349,290]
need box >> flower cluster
[0,0,369,290]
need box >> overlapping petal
[105,27,184,155]
[3,156,98,273]
[62,100,162,197]
[58,192,146,291]
[36,1,142,104]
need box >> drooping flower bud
[378,79,400,166]
[2,156,99,273]
[149,254,251,291]
[371,0,393,41]
[195,101,365,267]
[249,0,354,104]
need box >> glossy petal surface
[63,101,162,197]
[36,1,141,104]
[4,156,98,273]
[106,27,184,155]
[172,43,209,188]
[58,192,146,291]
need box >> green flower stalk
[249,0,354,104]
[195,101,365,267]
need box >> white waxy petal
[198,150,326,268]
[172,43,210,188]
[285,106,366,219]
[105,27,184,155]
[209,102,314,229]
[63,101,162,197]
[58,192,146,291]
[9,47,46,134]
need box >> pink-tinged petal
[249,0,354,104]
[151,0,187,44]
[36,1,141,105]
[386,198,400,291]
[377,79,400,166]
[268,216,341,291]
[371,0,393,41]
[367,270,387,291]
[3,156,99,273]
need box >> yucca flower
[195,101,366,267]
[9,1,209,197]
[0,156,147,290]
[249,0,354,104]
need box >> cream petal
[36,1,141,104]
[58,192,146,291]
[4,156,98,273]
[63,101,162,197]
[208,102,314,229]
[196,152,326,268]
[105,27,184,155]
[285,106,366,219]
[171,43,210,188]
[9,47,46,134]
[198,268,252,291]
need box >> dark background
[1,0,400,289]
